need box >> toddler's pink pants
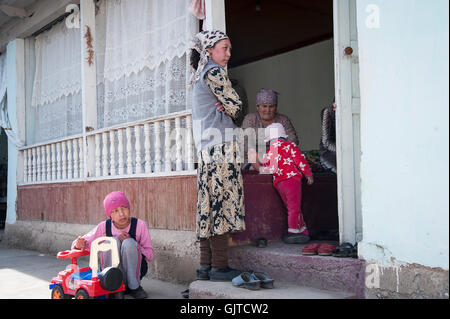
[274,177,308,233]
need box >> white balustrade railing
[19,111,196,185]
[20,135,84,184]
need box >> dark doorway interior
[225,0,333,68]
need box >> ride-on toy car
[49,236,125,299]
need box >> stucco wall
[5,40,21,225]
[357,0,449,270]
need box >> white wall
[357,0,449,269]
[5,40,21,224]
[229,39,335,151]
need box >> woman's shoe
[282,233,310,244]
[209,267,242,282]
[317,243,337,256]
[332,242,355,258]
[196,265,211,280]
[232,272,261,290]
[251,271,274,289]
[301,243,321,255]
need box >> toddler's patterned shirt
[262,139,313,186]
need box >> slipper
[332,242,355,258]
[351,243,358,258]
[181,289,189,299]
[232,272,261,290]
[251,271,274,289]
[301,243,321,255]
[317,243,337,256]
[256,238,267,248]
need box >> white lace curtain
[30,0,197,143]
[32,21,82,143]
[1,53,23,147]
[95,0,198,128]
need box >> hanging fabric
[95,0,198,128]
[0,53,23,147]
[31,21,82,143]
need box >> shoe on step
[301,243,321,255]
[232,272,261,290]
[317,243,337,256]
[196,265,211,280]
[251,271,274,289]
[282,233,310,244]
[209,267,242,282]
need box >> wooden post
[80,0,97,179]
[204,0,226,31]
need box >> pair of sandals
[301,242,358,258]
[232,271,274,290]
[332,242,358,258]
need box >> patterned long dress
[195,66,246,240]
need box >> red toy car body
[50,238,125,299]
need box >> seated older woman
[241,88,299,163]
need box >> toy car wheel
[51,285,68,299]
[75,289,90,299]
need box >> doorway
[224,0,362,244]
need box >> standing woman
[188,30,245,281]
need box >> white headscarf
[188,29,228,88]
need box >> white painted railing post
[102,132,109,176]
[67,140,73,180]
[164,119,171,172]
[154,121,162,173]
[32,147,36,182]
[144,123,151,173]
[28,149,33,182]
[56,143,62,180]
[37,146,42,182]
[62,141,67,180]
[78,138,84,178]
[95,134,101,177]
[135,125,142,174]
[50,144,55,180]
[73,140,78,179]
[118,128,124,175]
[186,115,194,170]
[126,127,133,175]
[23,150,28,184]
[175,117,182,171]
[109,130,116,176]
[46,145,51,181]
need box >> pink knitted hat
[103,191,130,218]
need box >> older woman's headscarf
[256,88,279,106]
[188,29,228,88]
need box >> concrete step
[189,280,355,299]
[228,240,366,298]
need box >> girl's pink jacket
[71,219,154,262]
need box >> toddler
[249,123,314,244]
[72,191,154,299]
